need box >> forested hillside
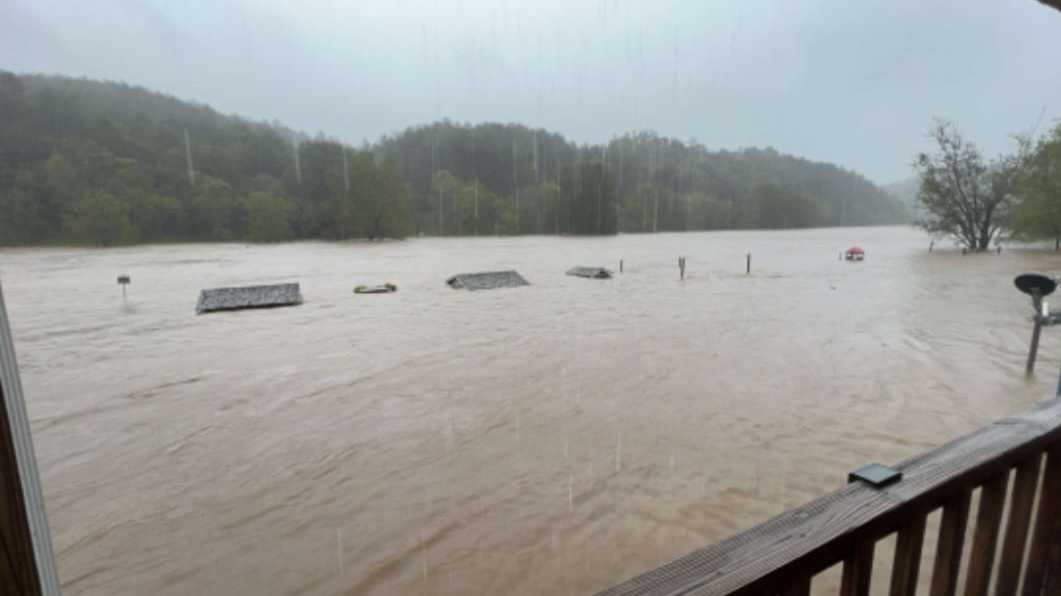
[0,72,906,245]
[381,123,907,236]
[0,72,409,245]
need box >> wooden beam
[0,283,60,596]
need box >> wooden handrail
[596,398,1061,596]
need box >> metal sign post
[117,275,130,302]
[0,281,61,596]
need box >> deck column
[0,283,61,596]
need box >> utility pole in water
[184,129,196,186]
[513,138,520,234]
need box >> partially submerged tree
[915,121,1019,251]
[1012,125,1061,250]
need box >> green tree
[0,188,38,244]
[41,152,78,232]
[1013,125,1061,249]
[430,170,459,235]
[129,193,183,240]
[560,161,617,235]
[520,182,560,234]
[456,180,499,235]
[365,160,410,239]
[64,191,134,246]
[915,121,1019,251]
[245,192,294,242]
[298,140,346,238]
[494,195,519,235]
[185,176,234,239]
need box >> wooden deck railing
[596,398,1061,596]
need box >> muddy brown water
[1,226,1058,595]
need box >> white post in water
[342,146,350,193]
[293,140,302,185]
[0,281,62,596]
[513,138,520,234]
[183,128,196,186]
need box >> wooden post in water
[746,253,751,275]
[0,283,60,596]
[619,259,623,274]
[678,257,686,280]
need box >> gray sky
[4,0,1060,183]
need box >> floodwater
[1,226,1058,596]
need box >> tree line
[0,72,409,245]
[914,119,1061,251]
[378,122,907,236]
[0,72,906,246]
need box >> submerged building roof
[446,270,529,290]
[196,283,303,314]
[566,266,613,279]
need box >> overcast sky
[4,0,1060,183]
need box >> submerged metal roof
[566,266,613,279]
[446,270,529,290]
[196,283,303,313]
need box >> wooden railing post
[781,577,811,596]
[995,457,1042,595]
[890,515,927,596]
[841,539,875,596]
[964,475,1008,596]
[1023,447,1061,596]
[930,490,972,596]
